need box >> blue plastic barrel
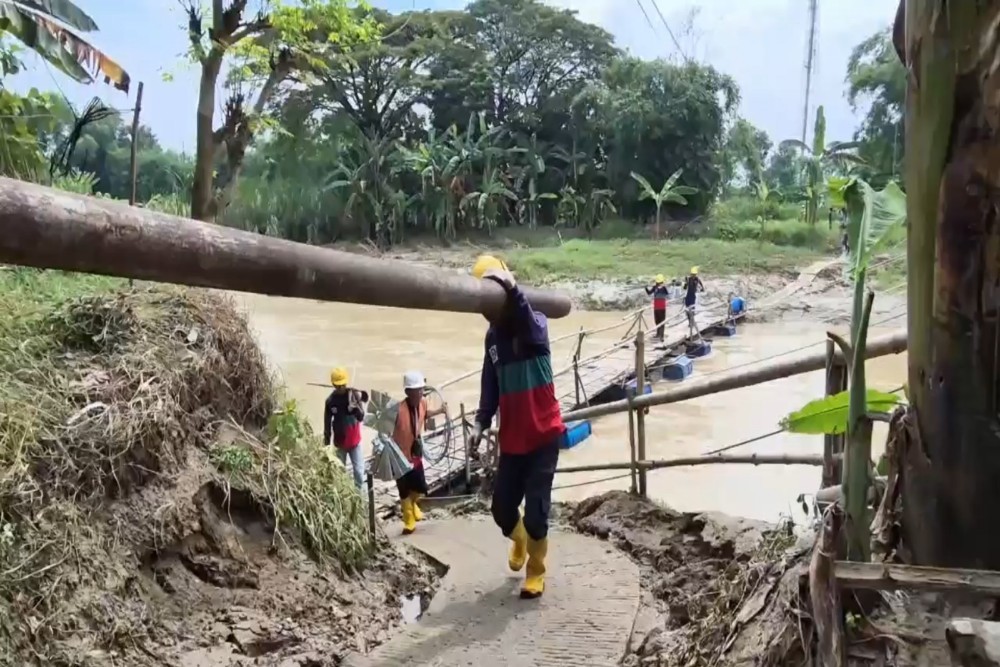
[730,296,746,315]
[686,339,713,358]
[625,379,654,397]
[711,323,738,337]
[562,421,593,449]
[662,354,694,380]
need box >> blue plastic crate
[562,420,592,449]
[662,354,694,380]
[686,339,713,358]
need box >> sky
[11,0,899,153]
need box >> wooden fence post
[822,339,848,488]
[634,330,648,497]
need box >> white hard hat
[403,371,425,390]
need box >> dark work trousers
[396,465,428,499]
[491,439,561,541]
[653,308,666,339]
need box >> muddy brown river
[236,294,906,524]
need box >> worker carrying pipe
[467,255,566,600]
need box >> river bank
[330,239,907,325]
[0,270,442,666]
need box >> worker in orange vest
[392,370,446,535]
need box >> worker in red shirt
[323,367,368,490]
[645,274,670,340]
[467,255,566,599]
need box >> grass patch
[0,268,369,664]
[507,238,824,283]
[213,402,370,565]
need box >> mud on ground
[0,279,440,667]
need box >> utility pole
[800,0,818,144]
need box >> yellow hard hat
[330,367,349,386]
[655,274,665,284]
[472,255,510,279]
[690,266,699,275]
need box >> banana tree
[780,106,866,226]
[555,184,586,229]
[751,170,783,241]
[518,178,557,229]
[512,133,552,229]
[460,164,517,236]
[582,188,617,238]
[0,0,130,90]
[630,169,699,240]
[781,177,906,560]
[326,135,402,247]
[399,130,459,239]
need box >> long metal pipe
[0,178,573,319]
[564,329,908,421]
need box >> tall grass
[508,238,822,283]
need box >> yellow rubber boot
[401,497,417,535]
[410,493,424,522]
[507,518,528,572]
[521,537,548,599]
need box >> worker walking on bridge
[323,368,369,491]
[645,274,670,341]
[682,266,705,340]
[468,255,566,600]
[392,370,447,535]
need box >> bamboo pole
[0,178,572,319]
[565,329,908,422]
[128,82,144,207]
[460,403,471,488]
[822,339,847,488]
[634,330,648,497]
[627,400,638,494]
[556,454,826,474]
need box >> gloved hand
[467,423,484,459]
[482,268,515,291]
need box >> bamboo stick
[0,178,572,319]
[634,330,648,496]
[565,329,908,422]
[555,453,826,474]
[829,561,1000,596]
[627,401,638,494]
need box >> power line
[633,0,656,33]
[646,0,689,62]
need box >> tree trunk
[899,0,1000,568]
[191,54,223,221]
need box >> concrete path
[344,517,641,667]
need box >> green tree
[721,117,772,190]
[181,0,378,221]
[630,169,698,239]
[425,0,618,135]
[780,105,865,226]
[846,28,905,186]
[304,8,451,139]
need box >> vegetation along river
[237,293,905,524]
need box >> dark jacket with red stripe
[324,390,366,450]
[645,283,670,310]
[474,285,566,455]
